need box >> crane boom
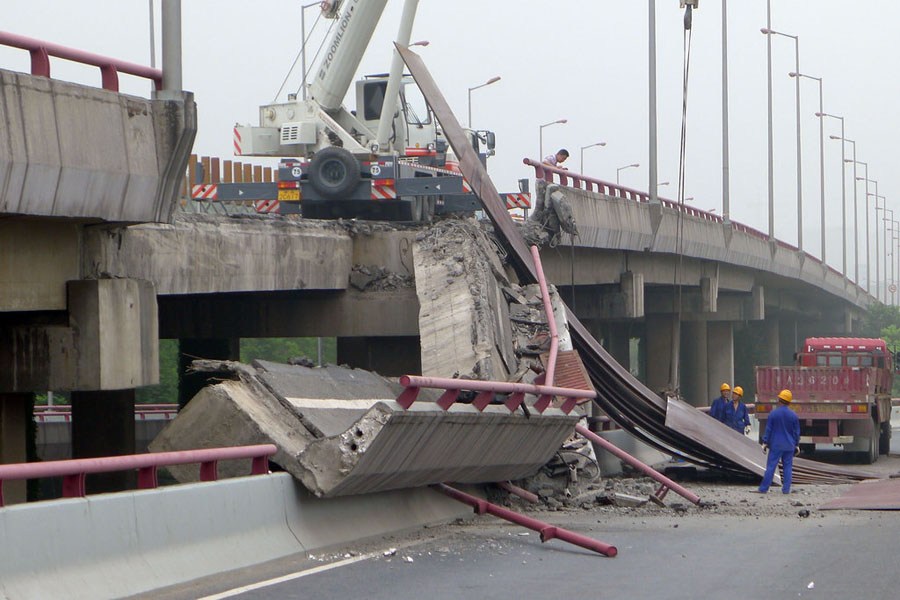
[309,0,389,111]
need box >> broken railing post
[575,425,701,505]
[496,480,539,503]
[434,483,617,557]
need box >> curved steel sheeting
[399,45,884,484]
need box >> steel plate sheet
[819,478,900,510]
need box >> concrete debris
[350,264,413,291]
[152,358,580,498]
[521,183,579,248]
[610,493,649,508]
[153,218,589,500]
[413,218,518,380]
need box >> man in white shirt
[542,148,569,169]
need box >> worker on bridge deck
[711,384,751,435]
[542,149,569,170]
[757,389,801,494]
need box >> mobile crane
[230,0,526,221]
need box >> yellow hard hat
[777,389,793,404]
[733,386,743,398]
[720,383,731,392]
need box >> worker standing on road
[757,389,801,494]
[542,149,569,170]
[716,385,751,434]
[709,383,732,424]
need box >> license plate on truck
[278,189,300,201]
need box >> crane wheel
[307,147,360,199]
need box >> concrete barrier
[0,473,470,600]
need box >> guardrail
[522,157,855,285]
[0,30,162,92]
[34,404,178,422]
[0,444,276,507]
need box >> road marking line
[197,546,401,599]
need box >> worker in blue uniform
[709,383,731,423]
[757,389,801,494]
[715,385,751,434]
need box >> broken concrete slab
[413,219,516,380]
[149,376,316,482]
[151,359,580,498]
[295,401,579,497]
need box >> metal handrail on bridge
[0,444,276,507]
[0,30,162,92]
[522,157,855,283]
[33,403,178,422]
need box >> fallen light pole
[575,425,701,505]
[433,483,617,557]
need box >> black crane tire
[307,147,360,199]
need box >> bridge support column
[71,389,135,493]
[763,319,781,366]
[604,322,631,372]
[337,336,421,377]
[0,393,31,504]
[178,338,240,409]
[645,314,677,395]
[680,321,708,407]
[707,322,734,400]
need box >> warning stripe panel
[371,185,397,200]
[233,127,243,156]
[504,193,531,209]
[254,199,280,213]
[191,184,218,200]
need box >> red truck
[755,337,894,464]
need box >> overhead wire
[272,8,332,102]
[669,3,694,395]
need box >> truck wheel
[880,421,892,455]
[866,430,880,464]
[307,147,360,199]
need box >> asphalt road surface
[142,501,900,600]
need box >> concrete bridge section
[532,178,869,406]
[0,66,196,502]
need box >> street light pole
[617,163,640,186]
[579,141,606,174]
[768,30,801,250]
[791,72,828,262]
[539,119,567,161]
[819,116,847,277]
[467,76,501,129]
[649,0,659,204]
[862,177,880,298]
[763,1,774,240]
[839,142,858,283]
[853,162,870,292]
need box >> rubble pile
[349,264,414,291]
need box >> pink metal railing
[0,30,162,92]
[434,483,617,557]
[33,404,178,422]
[521,157,859,283]
[0,444,276,507]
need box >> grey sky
[2,1,898,281]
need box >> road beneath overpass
[135,496,900,600]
